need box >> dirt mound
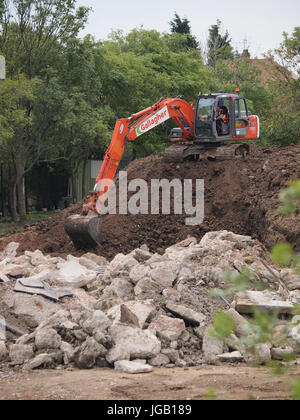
[0,144,299,259]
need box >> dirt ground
[0,365,299,400]
[0,144,299,260]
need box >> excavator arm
[85,97,194,214]
[65,97,195,248]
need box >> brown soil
[0,365,299,400]
[0,144,299,260]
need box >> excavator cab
[194,93,259,142]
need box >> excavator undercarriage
[163,143,250,163]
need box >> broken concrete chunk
[81,310,111,335]
[129,264,151,285]
[27,249,48,267]
[9,344,34,365]
[82,253,109,267]
[200,231,253,248]
[106,345,131,365]
[1,263,32,277]
[107,300,155,329]
[78,256,99,270]
[288,325,300,346]
[148,315,185,341]
[56,258,97,287]
[0,273,10,283]
[109,253,138,276]
[161,348,180,363]
[23,353,53,371]
[134,278,162,296]
[75,337,107,369]
[0,242,19,260]
[35,328,62,350]
[225,308,252,337]
[217,351,244,363]
[281,269,300,291]
[271,347,295,361]
[0,316,6,341]
[13,294,60,328]
[105,278,134,299]
[251,343,272,364]
[16,332,36,346]
[120,304,140,327]
[0,341,8,362]
[162,288,181,302]
[109,325,161,360]
[114,360,153,374]
[60,342,76,364]
[132,248,153,263]
[149,353,170,367]
[236,291,294,315]
[202,326,225,362]
[150,265,177,288]
[165,303,206,327]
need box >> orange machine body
[85,94,259,215]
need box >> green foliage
[278,180,300,216]
[289,377,300,400]
[203,388,217,400]
[99,28,211,158]
[0,0,90,78]
[211,266,268,300]
[261,27,300,146]
[211,311,235,340]
[207,20,234,70]
[169,12,199,50]
[272,243,293,267]
[212,181,300,399]
[273,181,300,275]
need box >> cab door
[234,98,249,138]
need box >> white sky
[76,0,300,57]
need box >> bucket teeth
[65,214,102,249]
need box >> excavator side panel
[233,115,260,141]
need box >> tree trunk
[17,175,26,221]
[71,173,78,204]
[14,152,26,221]
[82,159,88,198]
[8,166,18,222]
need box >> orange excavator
[65,91,259,249]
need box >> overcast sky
[76,0,300,57]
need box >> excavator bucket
[64,214,102,249]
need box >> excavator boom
[65,97,195,249]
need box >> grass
[0,211,56,237]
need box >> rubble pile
[0,231,299,374]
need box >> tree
[32,35,113,203]
[0,76,37,221]
[169,12,199,51]
[0,0,90,219]
[207,19,234,70]
[0,0,90,78]
[263,27,300,145]
[213,57,272,142]
[100,28,211,158]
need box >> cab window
[234,98,249,137]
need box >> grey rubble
[0,230,299,371]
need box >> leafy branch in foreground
[210,180,300,399]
